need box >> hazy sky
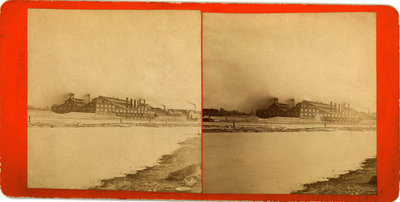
[203,12,376,113]
[28,9,201,110]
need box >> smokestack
[330,101,333,112]
[126,97,129,108]
[134,100,137,108]
[130,99,133,108]
[290,99,295,108]
[143,99,146,105]
[334,103,337,112]
[87,94,90,103]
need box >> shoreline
[203,126,376,133]
[91,136,201,193]
[28,121,200,128]
[292,158,377,195]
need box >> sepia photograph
[203,12,377,194]
[0,0,399,201]
[27,9,201,193]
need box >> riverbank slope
[292,158,377,195]
[92,136,201,193]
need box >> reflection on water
[28,127,198,189]
[203,131,376,194]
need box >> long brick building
[256,98,371,123]
[52,94,155,119]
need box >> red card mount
[0,1,398,201]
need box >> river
[28,126,199,189]
[203,130,376,194]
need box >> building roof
[68,98,87,106]
[96,96,152,110]
[300,100,357,115]
[100,96,127,105]
[270,103,290,111]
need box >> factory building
[51,94,87,113]
[52,94,155,119]
[257,98,369,123]
[289,100,359,122]
[255,98,290,118]
[80,96,155,119]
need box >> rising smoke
[203,13,376,113]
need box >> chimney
[290,99,295,108]
[143,99,146,105]
[126,97,129,108]
[162,104,166,112]
[87,94,91,103]
[134,100,137,108]
[274,98,278,104]
[70,93,74,99]
[130,99,133,108]
[330,101,333,112]
[334,103,337,112]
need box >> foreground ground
[292,158,377,195]
[91,136,201,193]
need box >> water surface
[28,127,199,189]
[203,130,376,194]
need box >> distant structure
[51,93,200,120]
[168,109,201,120]
[52,93,155,119]
[51,94,87,113]
[256,98,373,123]
[257,98,291,117]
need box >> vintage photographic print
[27,9,201,193]
[203,13,377,194]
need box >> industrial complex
[51,94,200,120]
[256,98,374,123]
